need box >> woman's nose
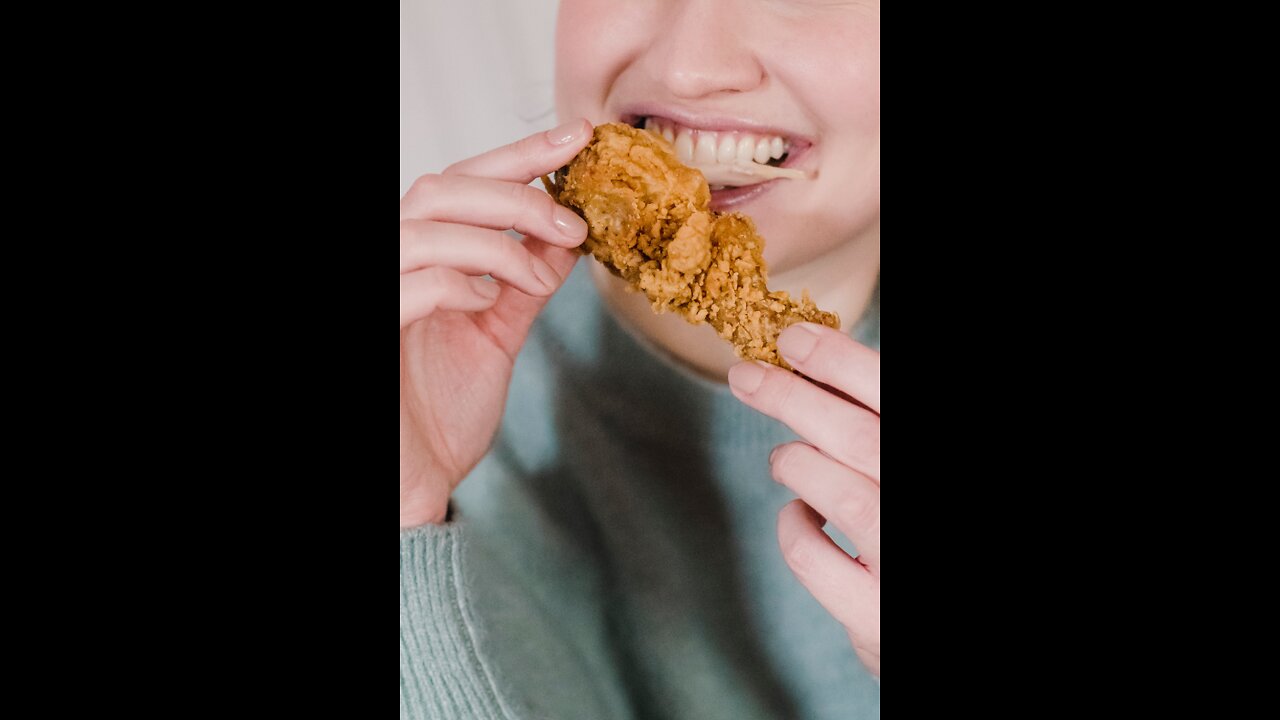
[646,0,765,99]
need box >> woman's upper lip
[616,103,815,146]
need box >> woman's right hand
[400,119,592,528]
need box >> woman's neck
[591,226,881,382]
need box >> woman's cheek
[555,0,651,122]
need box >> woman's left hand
[728,323,881,677]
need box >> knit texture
[400,523,518,720]
[400,263,881,720]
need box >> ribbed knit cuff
[400,521,512,720]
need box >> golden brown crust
[547,123,840,369]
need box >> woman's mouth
[705,181,777,212]
[622,114,814,193]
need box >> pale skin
[401,0,880,678]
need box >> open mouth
[622,114,811,190]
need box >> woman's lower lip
[710,180,776,212]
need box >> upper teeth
[643,117,788,168]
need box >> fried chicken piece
[545,123,840,369]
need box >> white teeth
[674,131,695,163]
[694,134,718,164]
[716,135,737,164]
[643,117,794,173]
[754,138,771,164]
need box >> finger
[400,266,500,328]
[399,220,562,297]
[771,442,880,572]
[778,323,880,414]
[778,500,878,632]
[442,118,592,184]
[398,174,588,247]
[729,362,880,481]
[472,241,582,360]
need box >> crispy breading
[546,123,839,369]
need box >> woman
[400,1,879,718]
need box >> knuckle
[494,230,524,258]
[814,326,857,358]
[495,234,528,267]
[418,265,445,286]
[506,180,532,209]
[399,219,422,247]
[821,333,853,366]
[836,489,880,532]
[409,174,445,217]
[411,173,443,196]
[399,220,412,249]
[768,373,799,415]
[399,221,439,271]
[844,422,881,471]
[419,265,456,291]
[401,269,447,318]
[508,182,545,221]
[808,331,847,372]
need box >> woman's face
[556,0,880,273]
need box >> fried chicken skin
[546,123,839,369]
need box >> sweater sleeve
[400,462,635,720]
[400,520,517,720]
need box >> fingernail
[471,278,500,299]
[778,323,820,365]
[545,119,587,146]
[531,256,560,291]
[728,361,767,395]
[769,446,780,465]
[553,205,588,240]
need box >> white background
[400,0,562,195]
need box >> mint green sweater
[400,263,881,720]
